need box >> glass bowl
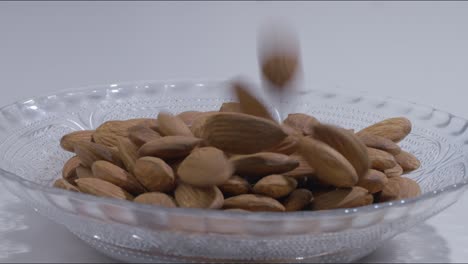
[0,80,467,263]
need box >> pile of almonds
[54,81,421,212]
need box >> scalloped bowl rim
[0,79,467,221]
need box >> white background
[0,1,468,262]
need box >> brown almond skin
[76,178,134,200]
[313,187,373,210]
[252,174,297,199]
[134,192,176,208]
[283,188,313,212]
[385,164,403,178]
[200,112,287,154]
[138,136,202,159]
[394,151,421,172]
[380,177,421,202]
[261,53,299,87]
[133,157,175,193]
[233,80,274,120]
[60,130,94,152]
[219,102,241,113]
[117,137,139,173]
[223,194,285,212]
[175,184,224,209]
[219,175,251,196]
[91,160,146,195]
[357,132,401,155]
[76,166,94,179]
[157,112,194,137]
[190,111,219,138]
[54,178,80,192]
[357,169,388,194]
[93,119,158,147]
[357,117,412,143]
[283,153,316,179]
[314,124,370,179]
[178,147,233,187]
[283,113,319,136]
[230,152,299,177]
[298,137,358,187]
[367,147,397,170]
[74,141,124,168]
[266,135,300,155]
[177,111,204,126]
[128,125,161,147]
[62,156,81,184]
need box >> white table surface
[1,2,468,262]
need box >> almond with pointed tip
[283,188,313,211]
[178,147,233,187]
[266,135,300,155]
[190,112,218,138]
[380,177,421,202]
[62,156,81,184]
[117,137,139,173]
[175,183,224,209]
[138,136,202,159]
[384,164,403,178]
[261,51,299,88]
[60,130,94,152]
[134,192,177,208]
[219,102,241,113]
[133,157,175,193]
[223,194,285,212]
[219,175,250,196]
[298,137,358,187]
[76,178,134,200]
[367,147,397,170]
[357,169,388,194]
[54,178,80,192]
[253,174,297,199]
[128,125,161,147]
[357,132,401,155]
[74,141,123,168]
[357,117,412,143]
[92,160,146,195]
[314,124,369,179]
[283,113,319,136]
[394,150,421,172]
[230,152,299,177]
[313,187,373,210]
[233,81,274,120]
[93,119,158,147]
[200,112,287,154]
[283,153,316,179]
[157,112,193,137]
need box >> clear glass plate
[0,80,467,263]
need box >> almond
[283,113,319,136]
[93,119,158,147]
[357,169,388,194]
[394,151,421,172]
[178,147,233,187]
[128,125,161,147]
[116,137,139,173]
[177,111,204,126]
[283,153,316,179]
[91,160,146,195]
[175,183,224,209]
[60,130,94,152]
[134,192,177,208]
[384,164,403,178]
[313,187,373,210]
[298,137,358,187]
[74,141,123,168]
[252,174,297,198]
[283,188,313,211]
[200,112,287,154]
[190,111,219,137]
[380,177,421,202]
[76,166,94,179]
[223,194,285,212]
[356,132,401,155]
[219,102,241,113]
[62,156,81,184]
[219,175,251,196]
[157,112,193,137]
[53,178,79,192]
[76,178,134,200]
[367,147,397,170]
[230,152,299,177]
[265,135,299,155]
[138,136,202,159]
[357,117,412,143]
[133,157,175,193]
[314,124,369,179]
[233,80,274,120]
[261,52,299,87]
